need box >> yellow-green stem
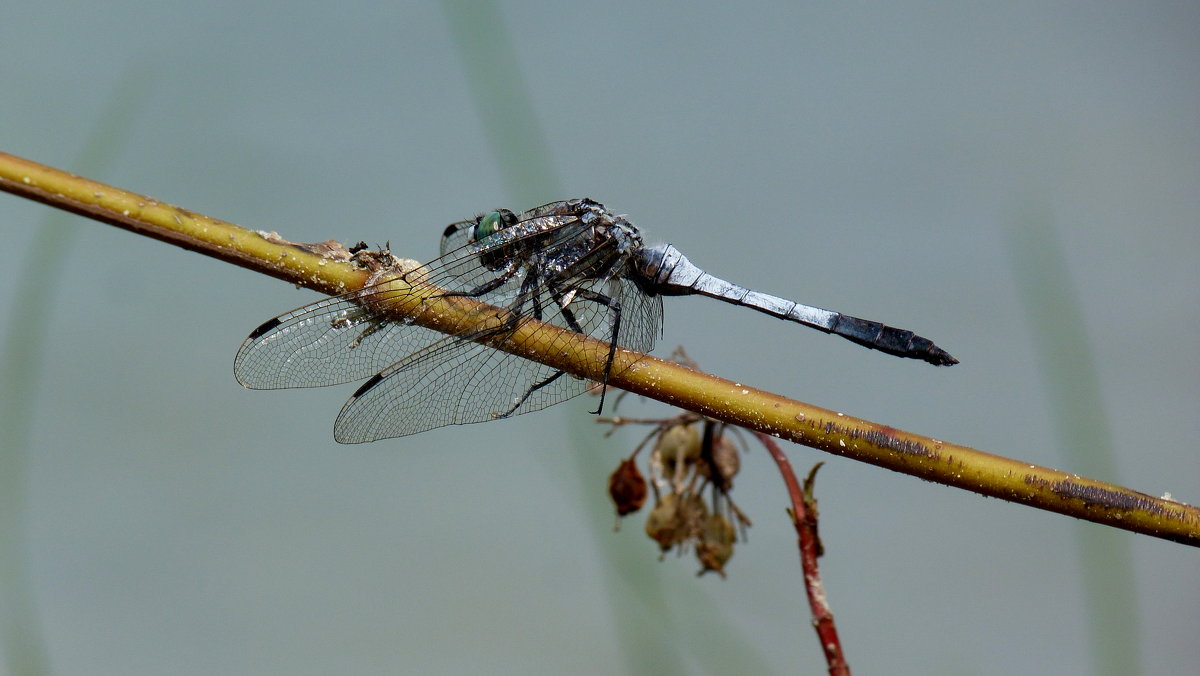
[1,150,1197,546]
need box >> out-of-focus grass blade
[441,3,773,672]
[1007,205,1140,676]
[0,65,156,676]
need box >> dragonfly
[234,198,957,443]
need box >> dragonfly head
[473,209,517,243]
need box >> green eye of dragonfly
[475,211,504,241]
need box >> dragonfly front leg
[435,259,537,339]
[436,257,522,301]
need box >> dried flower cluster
[605,414,750,577]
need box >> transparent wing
[333,334,585,442]
[608,274,663,355]
[234,210,593,390]
[332,272,662,442]
[439,218,475,257]
[233,290,448,389]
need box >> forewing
[233,288,450,389]
[439,218,475,257]
[235,212,593,390]
[333,334,589,442]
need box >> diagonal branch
[2,150,1197,547]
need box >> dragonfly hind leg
[496,370,568,419]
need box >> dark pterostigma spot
[247,317,282,340]
[350,372,385,399]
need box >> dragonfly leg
[452,271,539,343]
[501,266,546,332]
[498,370,567,418]
[554,284,622,415]
[545,282,587,335]
[346,318,385,349]
[436,258,521,301]
[442,263,539,336]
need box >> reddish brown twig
[755,432,849,675]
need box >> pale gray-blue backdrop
[2,2,1197,674]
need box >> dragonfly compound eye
[474,211,505,242]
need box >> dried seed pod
[696,513,736,577]
[652,422,702,481]
[608,458,648,517]
[702,434,740,490]
[645,493,685,551]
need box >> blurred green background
[2,2,1197,674]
